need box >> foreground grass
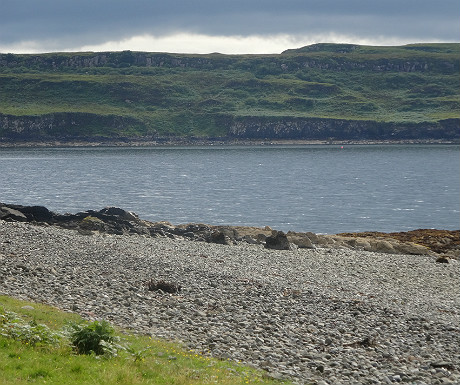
[0,295,290,385]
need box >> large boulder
[97,207,139,222]
[265,230,291,250]
[392,242,430,255]
[70,207,148,235]
[0,203,53,222]
[17,205,53,222]
[209,230,233,245]
[287,231,315,249]
[0,205,27,221]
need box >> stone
[265,230,291,250]
[209,231,233,245]
[242,235,259,244]
[393,242,430,255]
[98,206,139,221]
[287,232,315,249]
[79,216,107,231]
[19,205,54,222]
[0,204,53,222]
[430,361,455,370]
[370,240,396,254]
[256,233,267,242]
[0,206,27,221]
[435,256,449,263]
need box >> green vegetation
[0,43,459,140]
[0,295,289,384]
[68,320,119,356]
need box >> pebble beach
[1,221,459,385]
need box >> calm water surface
[1,144,459,234]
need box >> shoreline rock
[1,202,459,259]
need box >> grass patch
[0,295,289,385]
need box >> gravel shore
[1,221,459,385]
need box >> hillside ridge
[1,43,459,142]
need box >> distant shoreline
[1,137,458,148]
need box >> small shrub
[68,320,120,356]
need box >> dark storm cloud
[1,0,458,50]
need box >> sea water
[1,144,458,234]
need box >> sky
[1,0,459,54]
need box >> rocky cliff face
[0,112,146,140]
[227,116,460,140]
[1,112,459,142]
[1,51,458,74]
[0,52,220,71]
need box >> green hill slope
[1,43,459,142]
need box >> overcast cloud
[1,0,459,54]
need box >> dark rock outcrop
[209,230,234,245]
[265,230,292,250]
[0,203,245,244]
[0,204,53,222]
[1,203,458,258]
[0,206,28,222]
[0,203,146,236]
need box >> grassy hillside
[0,43,459,141]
